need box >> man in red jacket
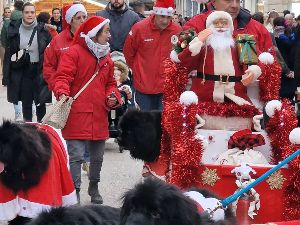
[123,0,181,111]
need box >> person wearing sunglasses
[43,3,87,92]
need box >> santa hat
[78,16,110,38]
[206,11,233,32]
[153,0,175,17]
[62,4,87,30]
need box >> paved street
[0,76,143,223]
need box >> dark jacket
[275,31,297,100]
[96,4,140,52]
[1,10,22,47]
[50,17,62,33]
[3,19,52,104]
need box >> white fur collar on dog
[184,191,225,221]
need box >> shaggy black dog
[0,121,51,193]
[26,205,120,225]
[120,178,235,225]
[117,110,162,162]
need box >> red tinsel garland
[265,99,300,220]
[198,102,260,117]
[259,61,281,102]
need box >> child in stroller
[109,52,132,152]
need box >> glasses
[73,15,87,21]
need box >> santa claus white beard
[206,26,235,52]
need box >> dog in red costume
[0,121,77,225]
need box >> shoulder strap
[73,69,100,100]
[26,26,37,50]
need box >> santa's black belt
[196,72,242,83]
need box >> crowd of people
[251,9,300,102]
[0,0,299,213]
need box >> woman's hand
[122,86,132,100]
[107,94,118,108]
[287,71,294,78]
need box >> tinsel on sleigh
[153,57,300,224]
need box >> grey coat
[96,4,140,52]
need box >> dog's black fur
[0,121,51,193]
[118,110,162,162]
[120,178,235,225]
[26,205,120,225]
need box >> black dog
[26,205,120,225]
[118,110,162,162]
[120,178,235,225]
[0,121,51,193]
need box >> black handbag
[10,27,37,69]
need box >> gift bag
[236,34,258,65]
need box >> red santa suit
[0,124,76,221]
[170,10,275,107]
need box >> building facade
[175,0,300,18]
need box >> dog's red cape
[0,124,77,221]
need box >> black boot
[88,181,103,204]
[76,188,80,205]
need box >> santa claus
[171,11,262,107]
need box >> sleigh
[145,60,300,224]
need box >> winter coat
[3,19,52,104]
[294,25,300,88]
[177,9,275,104]
[53,35,121,140]
[0,10,22,48]
[43,27,73,91]
[275,30,298,99]
[50,17,62,33]
[96,4,140,51]
[123,15,182,94]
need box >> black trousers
[20,63,46,122]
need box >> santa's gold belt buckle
[219,74,230,84]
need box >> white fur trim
[87,19,110,38]
[62,190,78,206]
[265,100,282,117]
[184,191,225,221]
[289,128,300,144]
[0,199,18,221]
[180,91,198,106]
[206,11,233,32]
[170,50,181,63]
[189,37,203,56]
[65,4,87,24]
[253,114,263,132]
[153,7,175,16]
[246,65,262,81]
[258,52,274,65]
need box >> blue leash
[221,149,300,207]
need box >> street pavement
[0,81,143,224]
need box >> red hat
[62,4,87,30]
[76,16,110,38]
[228,129,265,150]
[153,0,175,16]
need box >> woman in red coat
[54,16,121,204]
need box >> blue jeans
[14,101,22,116]
[135,90,163,111]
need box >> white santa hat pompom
[65,4,87,24]
[180,91,198,106]
[259,52,274,65]
[265,100,282,117]
[170,50,181,63]
[289,128,300,144]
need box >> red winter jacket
[43,28,73,91]
[53,37,121,140]
[124,15,182,94]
